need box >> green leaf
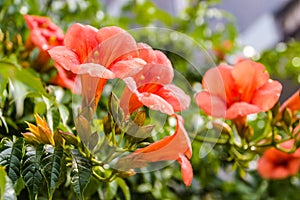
[0,110,8,133]
[47,107,60,133]
[71,149,92,200]
[116,177,130,200]
[0,60,47,96]
[0,167,17,200]
[0,138,24,183]
[42,96,61,133]
[40,145,64,200]
[9,80,27,117]
[21,145,44,200]
[0,167,6,200]
[13,177,25,196]
[34,101,46,115]
[4,175,17,200]
[106,180,118,200]
[108,92,124,125]
[58,104,69,126]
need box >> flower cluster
[44,21,193,185]
[23,14,300,187]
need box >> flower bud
[103,114,112,135]
[212,120,232,136]
[243,125,254,142]
[134,110,146,126]
[117,169,136,178]
[283,108,292,127]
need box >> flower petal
[134,64,174,86]
[78,63,115,79]
[50,64,76,92]
[226,102,260,119]
[251,80,282,111]
[93,26,138,67]
[48,46,81,72]
[64,23,99,63]
[137,92,174,115]
[110,58,146,78]
[156,84,190,112]
[202,65,235,104]
[232,60,269,102]
[177,153,193,186]
[128,114,191,162]
[280,89,300,112]
[195,91,227,118]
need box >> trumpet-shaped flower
[24,15,76,90]
[48,24,145,108]
[24,15,64,51]
[120,61,190,115]
[195,60,282,119]
[280,89,300,113]
[22,114,55,146]
[117,114,193,186]
[257,139,300,179]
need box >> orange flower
[195,60,282,119]
[118,42,190,115]
[24,15,64,51]
[257,139,300,179]
[120,66,190,115]
[24,15,76,90]
[280,89,300,113]
[22,114,55,146]
[48,24,146,108]
[117,114,193,186]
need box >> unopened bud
[212,120,232,136]
[103,115,112,135]
[243,126,254,142]
[271,102,280,118]
[118,169,136,178]
[283,108,292,127]
[14,34,23,47]
[134,110,146,126]
[5,40,13,52]
[59,130,79,146]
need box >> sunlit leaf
[116,177,130,200]
[0,167,6,200]
[4,175,17,200]
[0,60,47,96]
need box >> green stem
[194,135,228,144]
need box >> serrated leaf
[116,177,130,200]
[71,149,92,200]
[21,145,44,200]
[0,138,24,183]
[40,145,64,200]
